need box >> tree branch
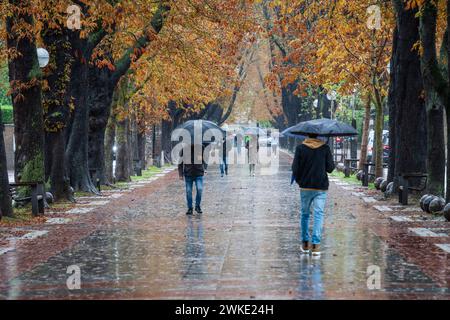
[111,2,170,84]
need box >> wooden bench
[362,162,388,187]
[344,158,359,177]
[398,173,428,205]
[9,181,45,217]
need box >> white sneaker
[300,241,310,254]
[311,244,321,256]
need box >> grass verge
[329,171,376,190]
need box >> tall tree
[6,0,45,185]
[0,108,13,219]
[389,0,427,187]
[41,0,74,200]
[265,0,393,171]
[418,0,446,196]
[446,0,450,201]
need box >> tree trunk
[426,102,446,195]
[281,83,301,151]
[128,114,137,175]
[42,13,73,201]
[66,56,98,193]
[419,0,446,196]
[391,0,428,188]
[446,109,450,201]
[0,110,13,218]
[6,0,45,185]
[115,115,131,182]
[161,119,172,164]
[373,90,384,178]
[137,124,146,170]
[87,66,115,185]
[46,130,73,200]
[447,0,450,201]
[387,29,398,183]
[359,94,371,170]
[104,110,116,185]
[160,102,184,164]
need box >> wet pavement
[0,151,449,299]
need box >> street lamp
[37,48,50,68]
[326,90,337,120]
[351,88,358,159]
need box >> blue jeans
[220,158,228,176]
[185,176,203,209]
[300,190,327,245]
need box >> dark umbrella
[280,131,307,140]
[280,132,328,144]
[282,118,357,137]
[174,120,225,144]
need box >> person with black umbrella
[178,144,208,215]
[286,118,356,256]
[292,133,335,256]
[282,119,358,256]
[174,120,224,215]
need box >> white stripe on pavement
[409,228,447,237]
[435,244,450,253]
[390,216,413,222]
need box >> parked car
[367,130,390,163]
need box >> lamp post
[327,90,337,120]
[326,91,337,160]
[37,48,49,193]
[37,48,50,68]
[313,98,320,119]
[351,88,358,159]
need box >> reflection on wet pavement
[1,152,449,299]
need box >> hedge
[1,105,13,124]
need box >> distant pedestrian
[178,144,208,215]
[219,137,229,178]
[235,133,242,155]
[292,134,335,256]
[245,135,259,176]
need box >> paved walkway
[0,151,449,299]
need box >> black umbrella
[282,118,357,137]
[280,131,307,140]
[174,120,225,144]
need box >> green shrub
[1,105,13,124]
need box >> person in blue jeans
[178,145,208,215]
[292,134,335,256]
[219,136,229,177]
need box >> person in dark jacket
[178,144,208,215]
[292,134,335,256]
[219,137,229,177]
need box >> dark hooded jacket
[178,145,208,177]
[292,138,335,191]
